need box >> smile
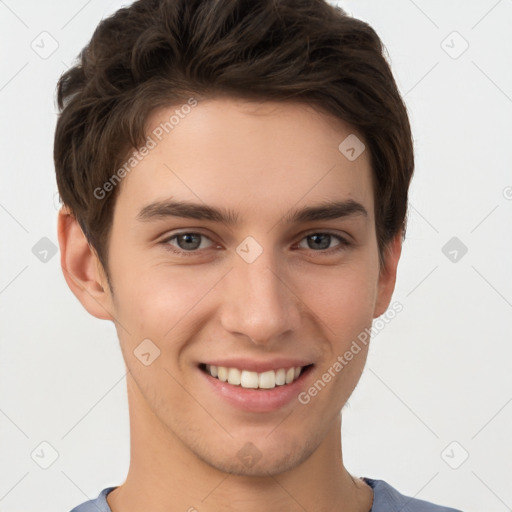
[200,363,312,390]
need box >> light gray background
[1,1,511,511]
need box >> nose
[219,243,302,346]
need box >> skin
[58,97,402,512]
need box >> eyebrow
[136,198,368,225]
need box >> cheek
[302,265,377,408]
[294,258,379,337]
[111,259,224,342]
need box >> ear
[373,231,402,318]
[57,206,114,321]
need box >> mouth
[199,363,314,390]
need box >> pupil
[179,233,200,250]
[309,234,330,250]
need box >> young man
[55,0,463,510]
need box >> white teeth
[240,370,259,388]
[217,366,228,382]
[275,368,286,386]
[258,370,276,389]
[227,367,241,385]
[205,365,306,389]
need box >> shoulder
[69,481,464,512]
[68,487,117,512]
[363,477,464,512]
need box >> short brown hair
[54,0,414,276]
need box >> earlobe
[373,232,402,319]
[57,207,114,321]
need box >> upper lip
[201,358,313,373]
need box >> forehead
[115,97,374,225]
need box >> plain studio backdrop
[0,1,511,511]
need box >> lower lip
[199,366,313,413]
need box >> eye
[160,230,351,257]
[163,232,215,253]
[297,232,350,253]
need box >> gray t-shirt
[69,477,463,511]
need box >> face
[90,98,399,476]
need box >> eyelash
[160,231,351,257]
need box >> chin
[194,435,318,477]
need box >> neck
[107,374,373,512]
